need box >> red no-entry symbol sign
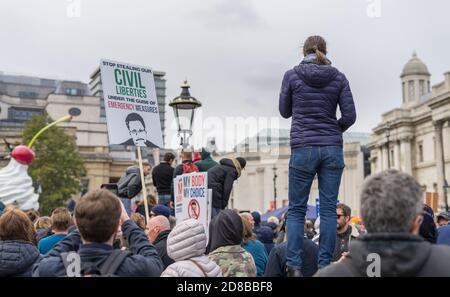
[188,199,200,220]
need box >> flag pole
[137,146,150,223]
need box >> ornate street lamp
[169,80,202,148]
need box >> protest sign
[174,172,212,239]
[99,59,163,148]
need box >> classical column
[395,141,402,171]
[152,148,160,166]
[401,138,413,175]
[381,145,389,171]
[434,121,446,209]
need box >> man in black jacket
[332,203,359,262]
[315,170,450,277]
[207,157,246,218]
[32,189,163,277]
[152,153,175,207]
[170,150,199,214]
[117,162,151,215]
[147,215,174,269]
[264,239,318,277]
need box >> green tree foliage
[22,114,86,215]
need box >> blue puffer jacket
[0,240,40,277]
[279,56,356,148]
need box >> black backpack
[60,250,131,277]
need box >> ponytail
[303,35,330,65]
[314,48,328,65]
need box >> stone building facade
[220,129,370,215]
[368,52,450,211]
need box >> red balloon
[11,145,35,165]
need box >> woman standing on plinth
[279,35,356,276]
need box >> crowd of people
[2,35,450,277]
[1,159,450,277]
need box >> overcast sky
[1,0,449,150]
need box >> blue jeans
[286,146,344,269]
[120,198,132,216]
[158,194,171,207]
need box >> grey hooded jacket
[161,219,222,277]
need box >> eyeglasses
[130,128,145,135]
[337,214,345,218]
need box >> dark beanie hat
[251,211,261,226]
[419,204,437,244]
[236,157,246,169]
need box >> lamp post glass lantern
[169,80,202,148]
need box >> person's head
[419,204,437,244]
[34,216,51,230]
[360,170,423,234]
[151,204,171,219]
[141,161,151,176]
[241,212,254,228]
[236,157,246,170]
[240,213,256,243]
[25,209,40,223]
[131,213,146,231]
[75,189,122,244]
[336,203,351,232]
[302,35,329,65]
[125,113,147,146]
[437,212,450,227]
[267,216,279,226]
[50,207,72,233]
[207,209,243,253]
[169,216,176,230]
[167,219,207,261]
[163,152,176,165]
[181,150,193,162]
[150,195,157,208]
[258,226,275,244]
[4,204,17,212]
[147,215,170,243]
[200,147,211,160]
[0,208,36,244]
[251,211,261,227]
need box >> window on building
[390,149,395,167]
[408,81,415,101]
[402,82,405,103]
[65,88,83,96]
[419,80,425,96]
[418,141,424,163]
[9,108,43,121]
[80,178,89,196]
[100,98,106,119]
[18,91,39,98]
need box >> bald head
[147,215,170,243]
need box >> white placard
[174,172,211,239]
[99,59,163,147]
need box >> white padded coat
[161,219,222,277]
